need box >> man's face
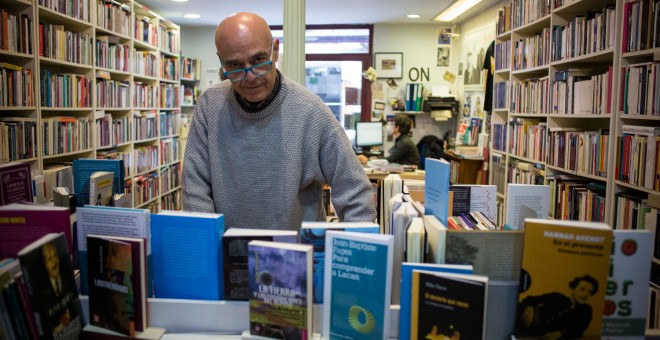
[218,36,279,103]
[43,244,60,280]
[572,280,594,304]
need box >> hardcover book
[399,263,474,340]
[602,230,653,339]
[77,206,151,295]
[0,202,72,259]
[505,184,550,230]
[298,221,380,304]
[223,228,297,301]
[515,219,613,339]
[17,233,83,339]
[0,162,32,206]
[323,231,394,340]
[410,270,488,340]
[151,210,225,300]
[424,158,450,225]
[248,240,313,340]
[87,234,148,335]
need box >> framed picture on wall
[374,52,403,78]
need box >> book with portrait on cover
[248,240,313,340]
[87,234,147,335]
[514,218,613,339]
[17,233,83,339]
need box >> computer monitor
[355,121,383,148]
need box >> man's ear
[273,38,280,64]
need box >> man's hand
[357,154,369,164]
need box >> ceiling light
[172,0,188,2]
[433,0,482,22]
[407,14,420,19]
[184,13,201,19]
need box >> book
[248,240,313,340]
[17,233,83,339]
[223,228,297,301]
[89,171,114,206]
[298,221,379,304]
[449,184,498,222]
[398,263,473,340]
[424,214,447,264]
[515,219,613,339]
[73,159,125,207]
[0,162,32,206]
[505,184,550,230]
[0,202,72,259]
[406,217,425,263]
[602,230,653,339]
[323,231,394,340]
[87,234,148,336]
[410,270,489,340]
[77,206,151,295]
[424,158,450,225]
[151,210,225,300]
[445,229,524,281]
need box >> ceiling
[136,0,496,27]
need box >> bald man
[182,12,376,230]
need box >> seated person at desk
[358,115,420,166]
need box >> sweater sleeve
[319,121,377,222]
[182,93,216,213]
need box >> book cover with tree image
[248,240,313,340]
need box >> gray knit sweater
[182,76,377,230]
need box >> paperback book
[87,234,148,335]
[515,219,613,339]
[410,270,488,340]
[0,162,32,206]
[248,240,313,340]
[77,206,151,295]
[298,221,379,304]
[17,233,83,339]
[73,158,124,207]
[223,228,297,301]
[602,230,653,339]
[424,158,450,225]
[0,202,72,259]
[323,231,394,340]
[151,210,225,300]
[399,263,473,340]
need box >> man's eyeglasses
[221,44,274,82]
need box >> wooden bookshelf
[0,0,182,212]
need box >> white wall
[180,26,220,88]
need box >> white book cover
[391,202,418,305]
[323,231,393,340]
[406,217,425,263]
[505,184,550,230]
[423,214,447,264]
[602,230,653,339]
[89,171,114,206]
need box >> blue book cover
[73,159,124,207]
[424,158,450,225]
[299,221,379,304]
[399,263,473,340]
[76,206,151,296]
[151,211,225,300]
[248,240,313,340]
[323,231,394,340]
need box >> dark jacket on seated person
[387,134,420,165]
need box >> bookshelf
[179,56,200,161]
[0,0,182,212]
[491,0,620,226]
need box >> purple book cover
[0,162,32,205]
[0,204,72,258]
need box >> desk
[443,150,484,184]
[366,170,426,181]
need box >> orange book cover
[515,218,612,339]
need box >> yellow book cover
[515,218,612,340]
